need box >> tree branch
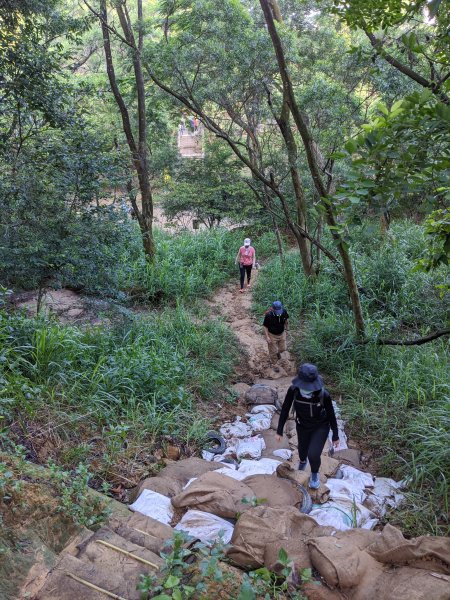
[376,328,450,346]
[365,30,449,104]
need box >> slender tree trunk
[260,0,365,337]
[99,0,154,260]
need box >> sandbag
[171,471,255,519]
[175,509,234,545]
[309,495,378,531]
[366,524,450,575]
[227,505,322,569]
[220,418,253,439]
[357,566,450,600]
[261,428,290,453]
[333,448,362,469]
[131,475,183,501]
[308,529,382,589]
[243,474,303,508]
[276,462,330,504]
[128,489,173,525]
[236,435,265,459]
[157,457,220,487]
[110,513,173,554]
[245,384,278,405]
[247,412,272,432]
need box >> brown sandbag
[109,513,174,555]
[261,429,291,459]
[131,475,183,501]
[243,474,303,508]
[157,457,220,487]
[366,523,450,575]
[171,471,255,519]
[333,448,362,469]
[227,505,324,570]
[308,529,381,589]
[276,462,330,504]
[354,566,450,600]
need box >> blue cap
[272,301,283,316]
[292,363,324,392]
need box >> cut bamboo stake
[95,539,159,569]
[65,572,127,600]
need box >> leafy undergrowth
[138,531,309,600]
[253,221,449,536]
[0,305,239,490]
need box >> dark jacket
[263,309,289,335]
[277,386,339,441]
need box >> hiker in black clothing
[263,301,289,369]
[276,363,339,489]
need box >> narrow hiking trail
[206,267,297,399]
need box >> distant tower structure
[177,116,204,158]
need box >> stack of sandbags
[308,524,450,600]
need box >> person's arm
[252,248,256,268]
[276,387,295,437]
[324,390,339,443]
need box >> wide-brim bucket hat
[292,363,324,392]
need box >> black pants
[239,264,252,289]
[296,422,330,473]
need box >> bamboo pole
[65,572,127,600]
[95,539,159,569]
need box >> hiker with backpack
[235,238,256,293]
[276,363,339,489]
[263,300,289,369]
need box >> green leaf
[345,139,358,154]
[172,590,183,600]
[164,575,181,589]
[278,547,289,564]
[237,580,257,600]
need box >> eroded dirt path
[207,269,296,400]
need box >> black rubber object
[278,475,313,514]
[203,431,226,455]
[297,483,313,514]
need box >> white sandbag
[236,436,266,459]
[202,450,215,461]
[220,418,253,439]
[237,458,281,477]
[364,477,405,517]
[272,448,292,460]
[247,412,271,432]
[249,405,277,415]
[175,509,234,544]
[340,464,374,488]
[330,402,348,450]
[309,496,377,531]
[129,489,173,525]
[325,478,367,504]
[214,467,249,481]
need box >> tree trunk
[99,0,154,261]
[260,0,365,337]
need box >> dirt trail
[207,268,296,399]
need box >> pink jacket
[238,246,255,266]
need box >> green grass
[0,305,239,484]
[118,227,279,305]
[253,221,449,536]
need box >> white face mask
[299,388,313,399]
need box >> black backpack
[292,387,326,421]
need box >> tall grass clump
[253,221,449,536]
[0,306,239,483]
[118,227,279,304]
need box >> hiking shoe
[298,460,307,471]
[247,282,251,288]
[309,472,320,489]
[274,367,280,373]
[239,289,244,293]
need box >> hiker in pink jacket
[235,238,256,293]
